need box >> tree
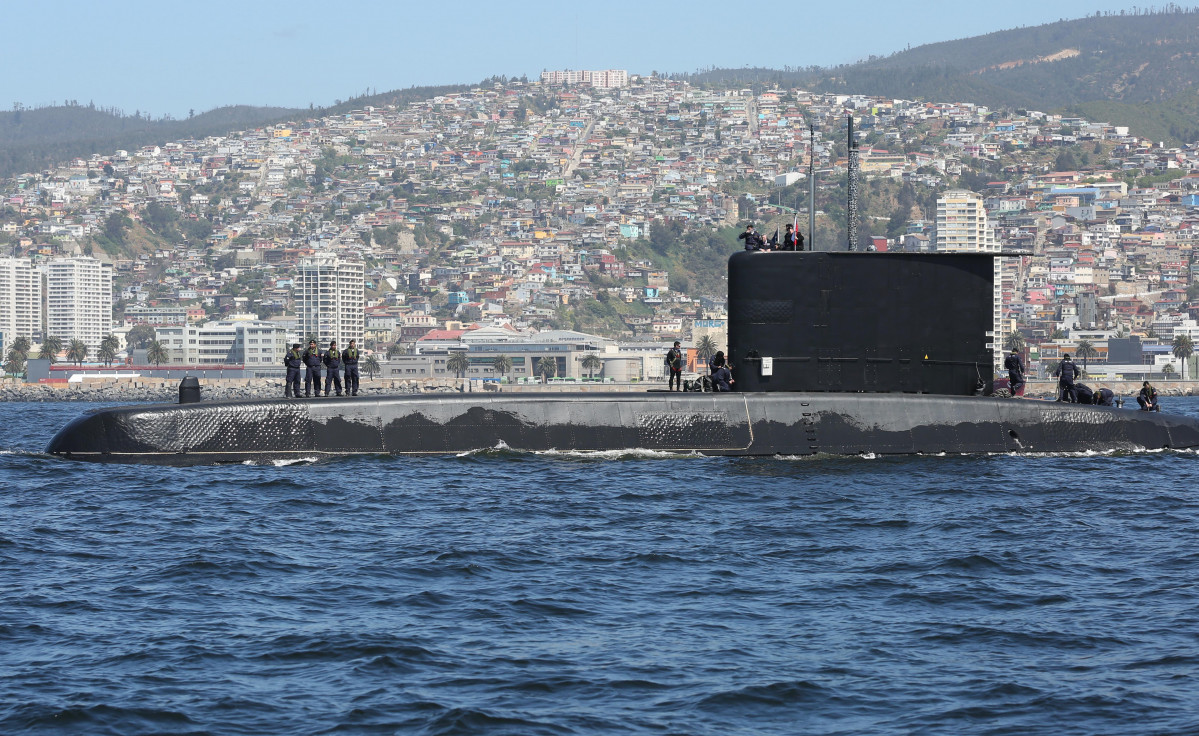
[98,343,117,365]
[10,335,30,357]
[695,335,718,364]
[1003,330,1026,354]
[125,324,157,349]
[446,351,469,380]
[1172,334,1194,380]
[4,348,26,377]
[101,334,120,356]
[386,342,404,359]
[66,339,88,366]
[537,356,557,380]
[1163,363,1177,379]
[362,355,380,380]
[581,353,602,379]
[1075,340,1097,374]
[492,354,512,382]
[38,335,62,363]
[104,211,132,243]
[146,340,170,367]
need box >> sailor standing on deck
[283,343,302,398]
[1004,349,1025,396]
[1054,354,1080,403]
[781,223,804,251]
[665,341,683,392]
[342,339,360,397]
[738,224,766,251]
[323,339,343,397]
[302,339,323,397]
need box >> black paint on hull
[45,392,1199,465]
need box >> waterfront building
[46,257,112,352]
[154,317,286,367]
[296,254,364,348]
[0,257,42,354]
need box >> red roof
[417,329,465,341]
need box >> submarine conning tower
[727,251,999,396]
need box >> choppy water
[4,400,1199,735]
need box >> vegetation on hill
[676,9,1199,145]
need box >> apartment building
[154,318,286,366]
[935,189,1003,369]
[0,257,42,354]
[296,254,365,348]
[46,257,112,352]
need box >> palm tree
[1075,340,1097,375]
[1114,324,1130,338]
[492,354,512,382]
[10,336,30,357]
[581,353,602,379]
[3,348,26,377]
[446,351,469,382]
[146,339,170,367]
[537,356,557,380]
[1172,334,1193,380]
[38,335,62,363]
[363,354,380,380]
[97,344,117,366]
[1163,363,1177,379]
[386,343,404,359]
[1003,330,1026,354]
[66,340,88,366]
[101,334,120,357]
[695,335,718,364]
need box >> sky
[7,1,1141,118]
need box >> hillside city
[3,70,1199,384]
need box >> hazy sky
[8,1,1139,117]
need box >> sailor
[323,339,343,397]
[1092,386,1116,407]
[712,361,734,392]
[302,339,323,397]
[1003,349,1025,396]
[737,224,766,251]
[665,340,683,392]
[1074,382,1095,404]
[1137,381,1160,412]
[781,223,804,251]
[1053,354,1079,403]
[342,339,360,397]
[283,342,302,398]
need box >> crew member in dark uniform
[665,340,683,391]
[1053,354,1079,403]
[1004,349,1025,396]
[781,223,804,251]
[302,339,323,397]
[323,339,343,397]
[712,362,734,392]
[283,342,302,398]
[737,224,766,251]
[1092,387,1115,406]
[1137,381,1160,411]
[342,339,360,397]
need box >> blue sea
[4,399,1199,735]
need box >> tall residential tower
[0,258,42,354]
[296,254,364,348]
[46,257,112,352]
[935,189,1003,370]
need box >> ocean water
[3,399,1199,735]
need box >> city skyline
[6,1,1141,118]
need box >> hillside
[678,10,1199,144]
[0,82,477,178]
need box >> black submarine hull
[45,392,1199,465]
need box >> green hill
[0,82,477,178]
[678,9,1199,144]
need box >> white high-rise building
[935,189,1003,370]
[296,254,364,348]
[46,257,112,352]
[155,319,286,367]
[0,258,42,354]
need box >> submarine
[47,251,1199,464]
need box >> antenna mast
[847,113,859,252]
[808,123,816,251]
